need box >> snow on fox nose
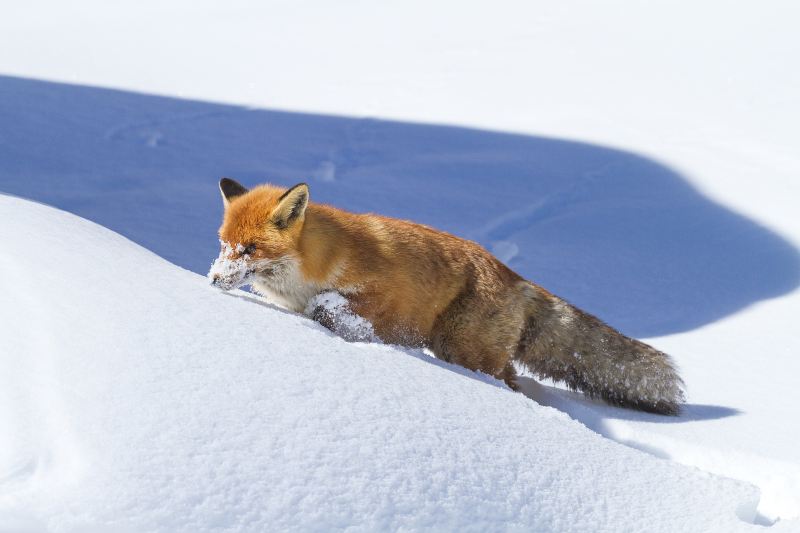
[207,241,253,290]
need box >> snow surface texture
[1,0,799,528]
[0,194,785,533]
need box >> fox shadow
[1,74,798,338]
[516,376,740,424]
[513,376,745,481]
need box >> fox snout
[208,266,253,291]
[208,271,236,291]
[207,241,254,291]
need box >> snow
[208,241,254,291]
[0,192,776,533]
[304,292,379,343]
[1,0,800,529]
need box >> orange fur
[214,179,685,414]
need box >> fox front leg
[305,291,378,343]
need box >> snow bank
[1,1,799,527]
[1,75,798,523]
[0,195,776,532]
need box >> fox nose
[211,274,220,285]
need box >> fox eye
[242,244,256,255]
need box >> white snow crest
[207,241,252,290]
[0,195,782,532]
[305,291,379,343]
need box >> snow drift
[0,194,783,532]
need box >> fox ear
[219,177,248,207]
[272,183,309,229]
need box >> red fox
[210,178,685,414]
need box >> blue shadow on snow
[0,75,798,338]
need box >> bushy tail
[515,284,685,415]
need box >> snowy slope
[3,78,800,525]
[0,194,772,532]
[1,0,799,528]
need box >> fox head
[208,178,309,290]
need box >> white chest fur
[250,257,327,313]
